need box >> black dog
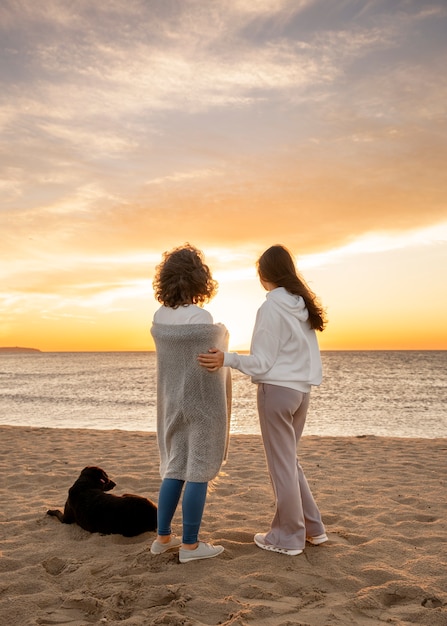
[47,466,157,537]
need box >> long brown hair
[153,244,218,308]
[257,245,327,331]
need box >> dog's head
[79,466,116,491]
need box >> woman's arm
[198,303,281,376]
[197,348,224,372]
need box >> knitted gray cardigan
[151,323,232,483]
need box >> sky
[1,0,446,352]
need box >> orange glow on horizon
[2,224,446,352]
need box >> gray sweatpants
[257,383,326,550]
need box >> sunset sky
[1,0,446,352]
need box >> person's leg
[291,394,326,539]
[181,481,208,547]
[156,478,184,542]
[178,481,225,562]
[257,383,306,550]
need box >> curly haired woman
[150,244,231,563]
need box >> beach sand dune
[0,426,446,625]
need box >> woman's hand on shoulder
[198,348,224,372]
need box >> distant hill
[0,347,42,353]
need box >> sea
[0,351,446,438]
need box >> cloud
[1,0,446,261]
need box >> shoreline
[1,425,446,625]
[2,423,447,440]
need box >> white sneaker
[306,533,328,545]
[179,541,224,563]
[150,535,182,554]
[254,533,303,556]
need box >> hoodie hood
[266,287,309,322]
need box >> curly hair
[257,244,327,331]
[153,244,218,308]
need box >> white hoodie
[223,287,322,393]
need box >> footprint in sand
[42,556,67,575]
[37,596,103,624]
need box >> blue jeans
[157,478,208,544]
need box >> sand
[0,425,446,626]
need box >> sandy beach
[0,425,446,626]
